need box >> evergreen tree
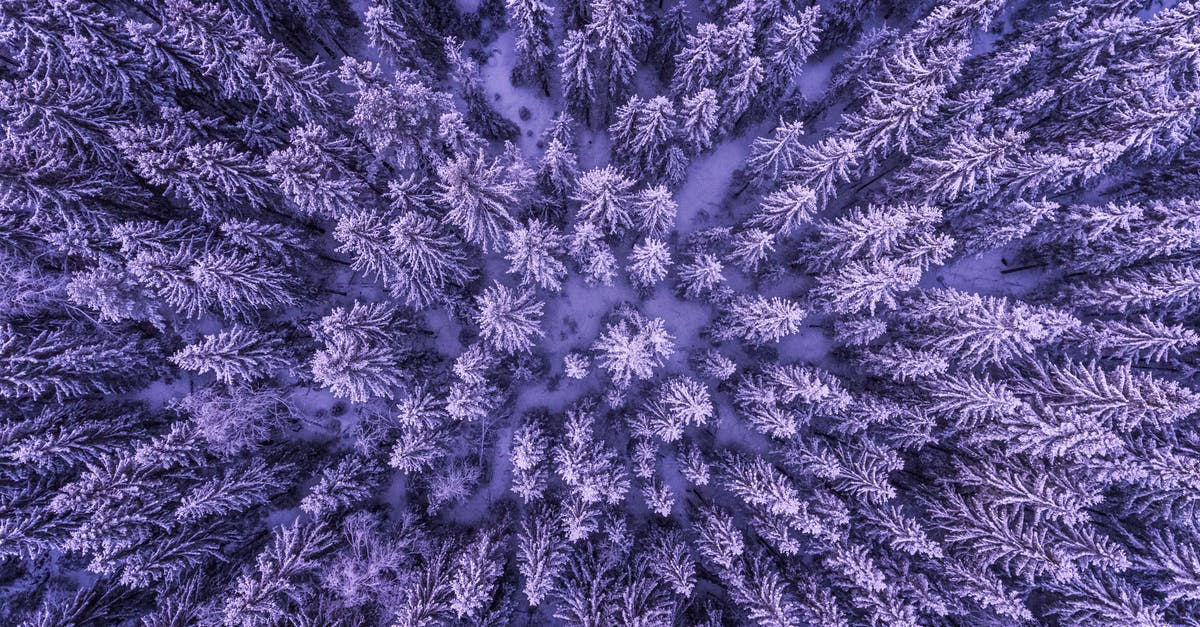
[843,39,969,167]
[559,29,596,120]
[171,326,289,385]
[695,506,745,572]
[652,3,691,81]
[475,283,545,354]
[1016,360,1200,432]
[176,460,288,523]
[896,129,1027,205]
[437,151,520,252]
[0,322,154,401]
[725,228,777,273]
[587,0,651,106]
[573,166,637,235]
[516,507,566,606]
[610,96,679,181]
[67,265,163,329]
[764,6,823,99]
[505,220,568,292]
[895,289,1079,369]
[266,124,364,220]
[673,23,724,95]
[389,212,476,308]
[238,36,333,123]
[1064,261,1200,320]
[450,531,503,620]
[555,400,631,504]
[677,253,727,300]
[746,120,807,190]
[632,186,678,239]
[511,415,550,502]
[628,238,672,289]
[300,455,383,520]
[363,4,426,72]
[680,89,720,153]
[311,302,412,403]
[593,309,675,387]
[222,522,336,626]
[339,58,451,168]
[719,55,765,131]
[334,208,408,292]
[788,137,862,205]
[566,222,616,286]
[537,114,581,205]
[190,248,299,319]
[814,258,922,315]
[717,295,808,344]
[748,183,817,236]
[799,203,942,273]
[1076,316,1200,365]
[508,0,555,94]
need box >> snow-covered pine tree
[673,23,724,96]
[389,212,476,308]
[894,129,1027,206]
[725,228,777,273]
[610,96,678,181]
[559,29,596,120]
[511,414,550,502]
[516,506,566,607]
[651,3,691,81]
[680,88,721,154]
[787,136,862,205]
[450,531,503,620]
[894,289,1079,369]
[436,151,520,252]
[171,326,289,385]
[508,0,555,94]
[299,454,382,520]
[266,124,364,220]
[718,55,765,132]
[190,247,299,319]
[627,238,672,289]
[568,222,620,287]
[311,302,412,403]
[475,283,545,354]
[677,254,727,301]
[694,506,745,572]
[798,203,942,273]
[0,322,155,401]
[572,166,637,235]
[747,183,817,236]
[505,219,568,291]
[746,120,807,190]
[814,258,922,316]
[716,295,807,344]
[222,521,336,626]
[554,400,631,505]
[764,6,823,100]
[843,39,969,168]
[363,4,426,72]
[632,186,678,239]
[586,0,651,108]
[593,308,674,388]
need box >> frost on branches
[9,1,1200,626]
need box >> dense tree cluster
[3,0,1200,625]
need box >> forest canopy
[2,0,1200,625]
